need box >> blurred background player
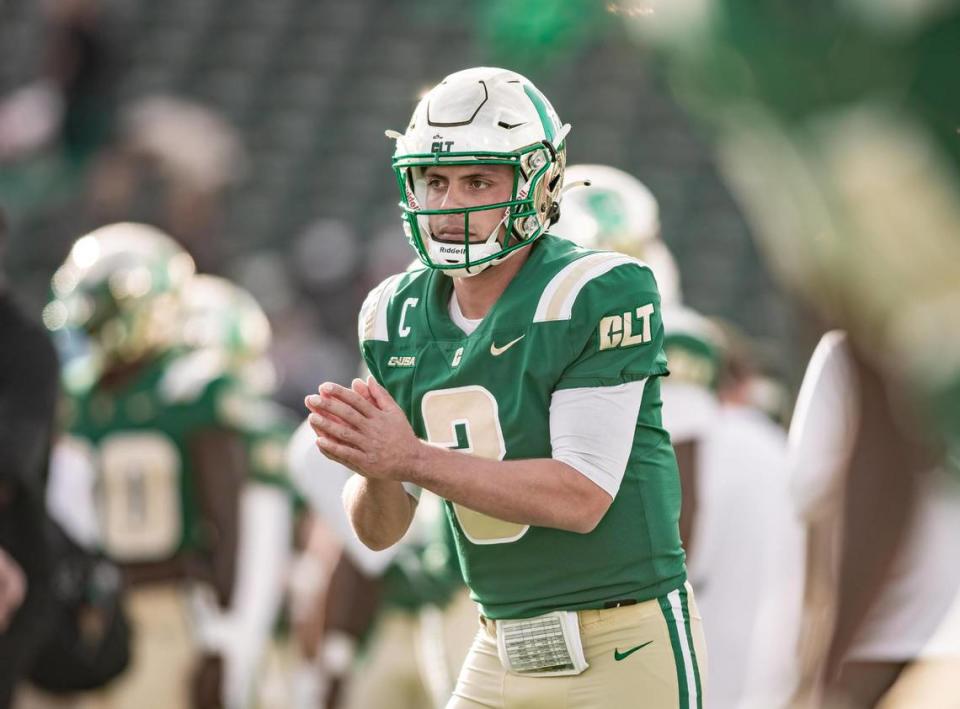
[557,164,681,308]
[789,332,960,708]
[287,414,474,709]
[39,223,295,709]
[0,0,121,224]
[634,2,960,704]
[698,322,804,709]
[287,417,396,709]
[554,165,805,708]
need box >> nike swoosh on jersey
[490,335,525,356]
[613,641,653,661]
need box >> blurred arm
[220,483,293,709]
[286,418,400,573]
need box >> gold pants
[448,583,707,709]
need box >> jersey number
[99,432,183,561]
[421,386,529,545]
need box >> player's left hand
[305,376,420,481]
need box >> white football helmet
[553,164,682,305]
[389,67,570,277]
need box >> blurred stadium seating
[0,0,793,374]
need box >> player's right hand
[305,376,422,482]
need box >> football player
[178,274,277,396]
[43,224,294,709]
[304,67,706,708]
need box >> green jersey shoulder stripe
[533,251,648,323]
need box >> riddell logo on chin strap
[439,246,464,255]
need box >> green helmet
[389,67,570,277]
[43,222,195,365]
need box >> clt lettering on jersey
[388,355,417,367]
[599,304,655,351]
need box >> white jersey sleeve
[219,484,293,709]
[549,379,648,498]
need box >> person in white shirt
[663,315,804,709]
[789,331,960,708]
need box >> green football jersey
[63,348,295,564]
[359,234,686,620]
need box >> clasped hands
[305,376,421,481]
